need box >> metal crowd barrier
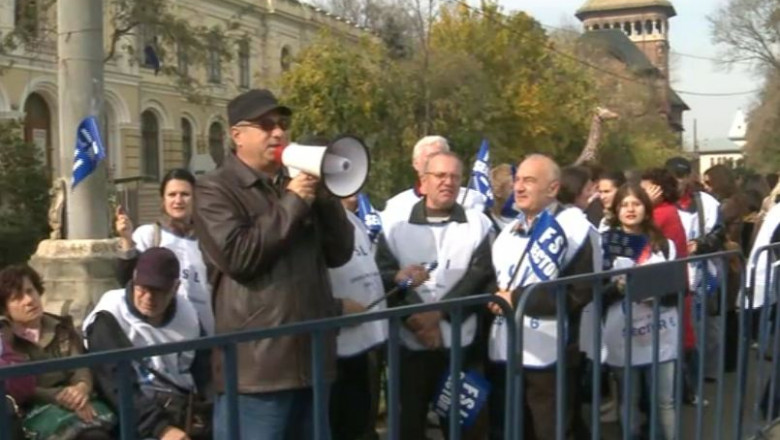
[745,241,780,438]
[6,246,780,440]
[513,250,745,440]
[0,294,516,440]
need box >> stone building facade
[0,0,366,223]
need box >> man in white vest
[327,193,388,440]
[488,154,596,440]
[84,247,208,440]
[376,151,494,439]
[381,136,486,227]
[666,156,725,385]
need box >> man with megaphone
[193,89,357,440]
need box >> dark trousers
[400,348,486,440]
[330,352,373,440]
[487,362,588,440]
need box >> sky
[495,0,758,147]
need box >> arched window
[141,110,160,180]
[645,20,653,34]
[181,118,193,169]
[23,92,51,175]
[208,122,225,167]
[624,22,632,36]
[15,0,38,36]
[281,46,292,72]
[634,21,642,35]
[592,24,600,30]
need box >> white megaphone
[274,135,370,197]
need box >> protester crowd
[1,88,779,440]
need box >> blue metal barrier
[512,251,744,440]
[746,242,780,438]
[0,294,515,440]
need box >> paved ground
[377,349,777,439]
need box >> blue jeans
[213,388,330,440]
[614,361,676,440]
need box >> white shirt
[133,224,214,335]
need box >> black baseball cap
[134,247,180,292]
[227,89,292,127]
[665,156,692,178]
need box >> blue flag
[433,368,491,429]
[468,139,494,208]
[601,230,649,270]
[357,192,382,244]
[144,44,161,75]
[71,116,106,189]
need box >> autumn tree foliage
[283,1,683,202]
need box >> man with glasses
[193,89,355,439]
[376,151,495,439]
[381,136,486,227]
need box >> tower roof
[576,0,676,19]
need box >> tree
[2,0,244,104]
[280,32,416,203]
[423,3,595,163]
[710,0,780,169]
[313,0,416,58]
[0,121,50,268]
[709,0,780,73]
[745,73,780,172]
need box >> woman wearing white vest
[487,155,596,440]
[375,152,494,440]
[83,247,210,440]
[115,168,214,335]
[327,194,387,440]
[601,184,679,440]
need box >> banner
[356,192,382,244]
[71,115,106,189]
[432,369,491,428]
[467,139,494,208]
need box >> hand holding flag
[72,116,106,189]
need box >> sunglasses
[240,116,291,132]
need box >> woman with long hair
[597,170,627,232]
[115,168,213,335]
[602,184,679,440]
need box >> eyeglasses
[425,172,462,181]
[238,116,291,132]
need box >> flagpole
[58,0,109,239]
[460,174,474,206]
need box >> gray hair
[412,135,450,161]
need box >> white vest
[381,187,486,227]
[328,210,388,357]
[83,288,200,390]
[602,239,679,366]
[489,206,599,366]
[383,206,492,350]
[677,192,721,293]
[747,202,780,309]
[133,224,214,335]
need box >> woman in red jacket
[641,168,704,406]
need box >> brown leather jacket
[193,153,354,394]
